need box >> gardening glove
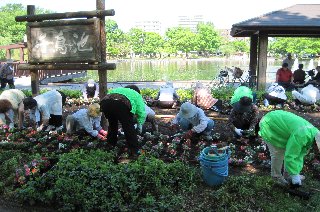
[97,133,106,141]
[291,175,302,186]
[99,129,108,137]
[183,130,194,139]
[234,127,243,136]
[37,125,44,132]
[136,124,143,134]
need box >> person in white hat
[170,102,214,140]
[82,79,99,99]
[263,83,287,107]
[155,81,180,108]
[258,110,320,186]
[0,59,15,90]
[66,103,107,140]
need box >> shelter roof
[231,4,320,37]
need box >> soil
[2,101,320,211]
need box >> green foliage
[17,150,199,211]
[197,22,221,54]
[211,174,320,211]
[269,37,320,58]
[210,87,235,100]
[140,88,159,98]
[176,89,193,101]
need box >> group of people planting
[0,77,319,188]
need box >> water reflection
[91,58,317,82]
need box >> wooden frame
[27,19,101,64]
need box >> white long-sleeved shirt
[29,90,62,122]
[266,84,287,100]
[72,109,102,137]
[172,107,211,133]
[292,84,320,104]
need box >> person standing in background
[283,53,294,70]
[0,59,15,90]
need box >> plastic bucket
[199,146,230,186]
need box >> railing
[0,62,87,83]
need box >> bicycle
[208,67,233,88]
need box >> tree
[106,19,130,58]
[196,22,221,56]
[165,27,198,57]
[142,32,164,57]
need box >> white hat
[180,102,197,119]
[87,79,95,87]
[315,132,320,150]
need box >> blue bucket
[198,146,230,186]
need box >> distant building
[178,15,204,33]
[134,20,162,34]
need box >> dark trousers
[49,114,63,127]
[0,78,14,89]
[100,98,138,151]
[265,94,286,105]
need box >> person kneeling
[292,84,320,105]
[66,103,107,140]
[170,102,214,141]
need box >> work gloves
[134,124,143,134]
[99,129,108,137]
[234,127,243,136]
[97,133,106,141]
[291,175,302,186]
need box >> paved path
[14,77,219,91]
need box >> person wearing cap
[293,64,306,85]
[192,82,222,112]
[82,79,99,99]
[170,102,214,140]
[283,53,294,70]
[66,103,107,140]
[258,110,320,186]
[263,83,287,107]
[228,86,259,139]
[292,84,320,105]
[276,63,294,91]
[23,90,66,132]
[155,81,180,108]
[0,59,15,90]
[100,85,146,156]
[0,89,26,129]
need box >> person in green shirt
[258,110,320,186]
[100,85,146,157]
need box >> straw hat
[180,102,197,119]
[88,103,101,117]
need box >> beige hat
[6,59,13,64]
[315,132,320,150]
[87,79,95,87]
[88,103,101,117]
[180,102,197,119]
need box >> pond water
[87,58,318,83]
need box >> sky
[1,0,320,33]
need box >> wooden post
[27,5,39,96]
[249,35,258,77]
[97,0,108,129]
[257,33,268,90]
[19,47,24,62]
[97,0,107,98]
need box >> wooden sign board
[27,19,101,63]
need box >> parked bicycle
[209,67,233,88]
